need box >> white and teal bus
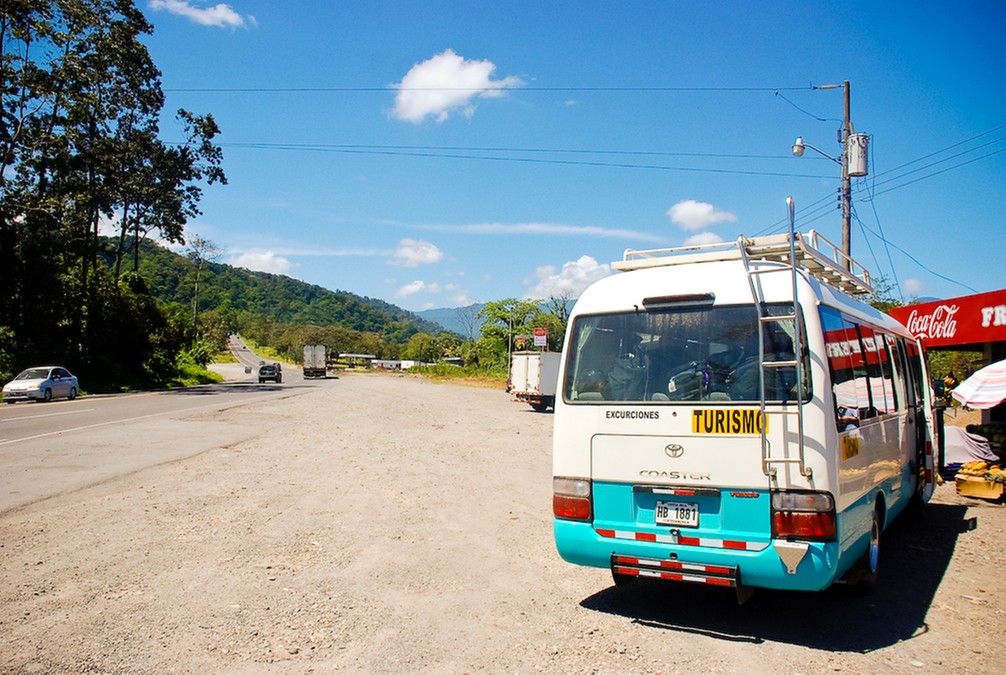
[552,230,936,600]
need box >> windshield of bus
[562,303,810,404]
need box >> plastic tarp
[943,426,998,465]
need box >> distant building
[339,353,377,368]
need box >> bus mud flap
[735,574,754,605]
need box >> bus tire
[853,506,883,593]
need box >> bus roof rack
[612,230,875,296]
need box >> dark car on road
[258,363,282,384]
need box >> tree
[0,0,225,389]
[455,303,482,342]
[186,235,221,342]
[403,332,439,363]
[544,292,573,329]
[478,298,540,345]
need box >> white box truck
[509,351,561,411]
[303,344,327,379]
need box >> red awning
[889,289,1006,348]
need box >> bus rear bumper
[554,519,840,592]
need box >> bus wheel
[853,507,882,593]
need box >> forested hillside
[122,238,447,339]
[1,3,229,390]
[0,1,453,391]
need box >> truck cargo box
[509,351,561,411]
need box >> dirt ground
[1,372,1004,673]
[943,405,982,429]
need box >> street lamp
[791,80,869,265]
[791,137,840,165]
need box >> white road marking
[5,408,95,422]
[0,393,284,447]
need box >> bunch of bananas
[957,460,990,476]
[957,461,1006,483]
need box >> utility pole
[792,80,867,266]
[841,80,852,262]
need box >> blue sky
[139,0,1005,312]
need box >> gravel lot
[1,371,1004,673]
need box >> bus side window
[821,307,867,431]
[878,333,899,413]
[569,328,620,400]
[857,324,886,418]
[904,340,926,406]
[889,336,912,411]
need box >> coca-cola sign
[903,304,959,340]
[889,289,1006,348]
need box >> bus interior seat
[577,391,605,401]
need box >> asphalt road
[0,340,324,513]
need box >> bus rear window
[563,304,809,404]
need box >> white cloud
[268,246,389,258]
[525,255,611,300]
[396,280,442,299]
[450,290,475,306]
[683,232,724,246]
[97,212,121,238]
[392,49,523,123]
[902,278,925,297]
[148,1,253,28]
[389,239,443,267]
[227,251,292,275]
[421,221,662,243]
[667,200,737,231]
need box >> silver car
[2,366,79,403]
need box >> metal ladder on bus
[739,199,810,480]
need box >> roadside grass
[401,364,507,390]
[169,351,224,387]
[213,351,238,364]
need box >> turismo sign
[889,288,1006,348]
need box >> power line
[868,135,1006,192]
[200,122,1006,190]
[874,123,1006,177]
[216,142,831,179]
[852,209,979,294]
[165,84,817,93]
[774,90,842,124]
[171,123,1002,293]
[871,146,1006,197]
[222,141,796,161]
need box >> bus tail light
[553,477,592,521]
[771,491,836,541]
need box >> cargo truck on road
[303,344,327,379]
[509,351,561,412]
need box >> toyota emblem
[664,443,684,458]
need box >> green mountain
[416,304,485,337]
[107,238,447,339]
